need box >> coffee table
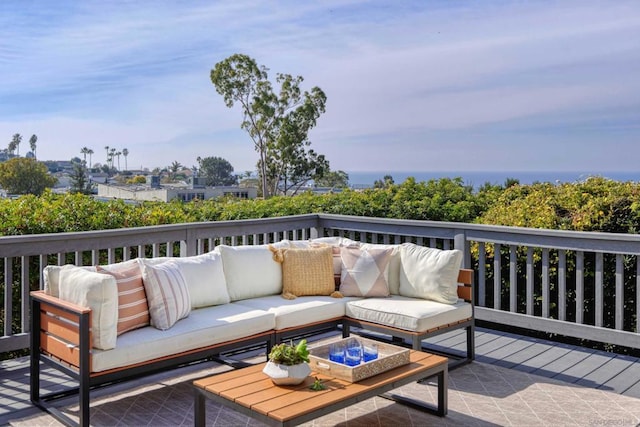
[193,350,447,426]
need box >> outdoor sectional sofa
[30,237,474,427]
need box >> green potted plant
[262,339,311,385]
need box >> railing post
[454,229,470,269]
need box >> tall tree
[211,54,327,198]
[29,134,37,159]
[87,149,94,169]
[115,151,122,171]
[69,162,92,194]
[122,148,129,171]
[0,157,57,195]
[80,147,90,164]
[196,156,237,186]
[168,160,182,181]
[104,146,110,168]
[8,133,21,157]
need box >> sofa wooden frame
[30,269,473,427]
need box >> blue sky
[1,1,639,174]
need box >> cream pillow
[138,259,191,330]
[359,243,401,294]
[58,265,118,350]
[398,243,462,304]
[218,245,282,301]
[339,247,393,297]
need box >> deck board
[2,326,639,425]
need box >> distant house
[96,176,257,202]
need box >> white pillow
[359,244,401,294]
[44,264,96,298]
[218,245,282,301]
[58,265,118,350]
[398,243,462,304]
[158,252,229,308]
[138,259,191,330]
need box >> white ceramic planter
[262,361,311,385]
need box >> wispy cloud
[0,0,638,173]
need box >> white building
[96,177,257,202]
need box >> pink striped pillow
[138,259,191,330]
[97,264,150,335]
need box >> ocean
[346,171,640,189]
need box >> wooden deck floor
[1,326,639,425]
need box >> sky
[1,0,639,175]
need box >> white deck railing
[1,213,639,356]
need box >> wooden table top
[193,350,447,424]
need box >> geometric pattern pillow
[339,247,393,297]
[97,264,150,335]
[138,259,191,330]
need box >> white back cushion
[58,265,118,350]
[218,245,282,301]
[398,243,462,304]
[141,253,229,308]
[44,264,96,297]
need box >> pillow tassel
[330,291,344,298]
[282,291,297,300]
[268,245,285,263]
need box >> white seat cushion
[91,303,275,372]
[346,295,472,332]
[234,295,359,330]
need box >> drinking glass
[363,342,378,362]
[329,342,345,364]
[345,339,362,366]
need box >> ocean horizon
[346,171,640,189]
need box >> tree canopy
[210,54,328,198]
[196,156,237,186]
[0,157,57,195]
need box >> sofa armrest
[456,269,473,302]
[30,290,92,370]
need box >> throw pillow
[398,243,462,304]
[58,265,118,350]
[359,243,402,294]
[97,263,150,335]
[218,245,282,301]
[144,251,229,308]
[339,247,393,297]
[271,246,338,299]
[138,259,191,330]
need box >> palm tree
[115,151,122,171]
[80,147,90,164]
[104,146,110,168]
[109,148,116,170]
[29,134,37,159]
[122,148,129,171]
[9,133,21,157]
[169,160,182,181]
[87,149,94,169]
